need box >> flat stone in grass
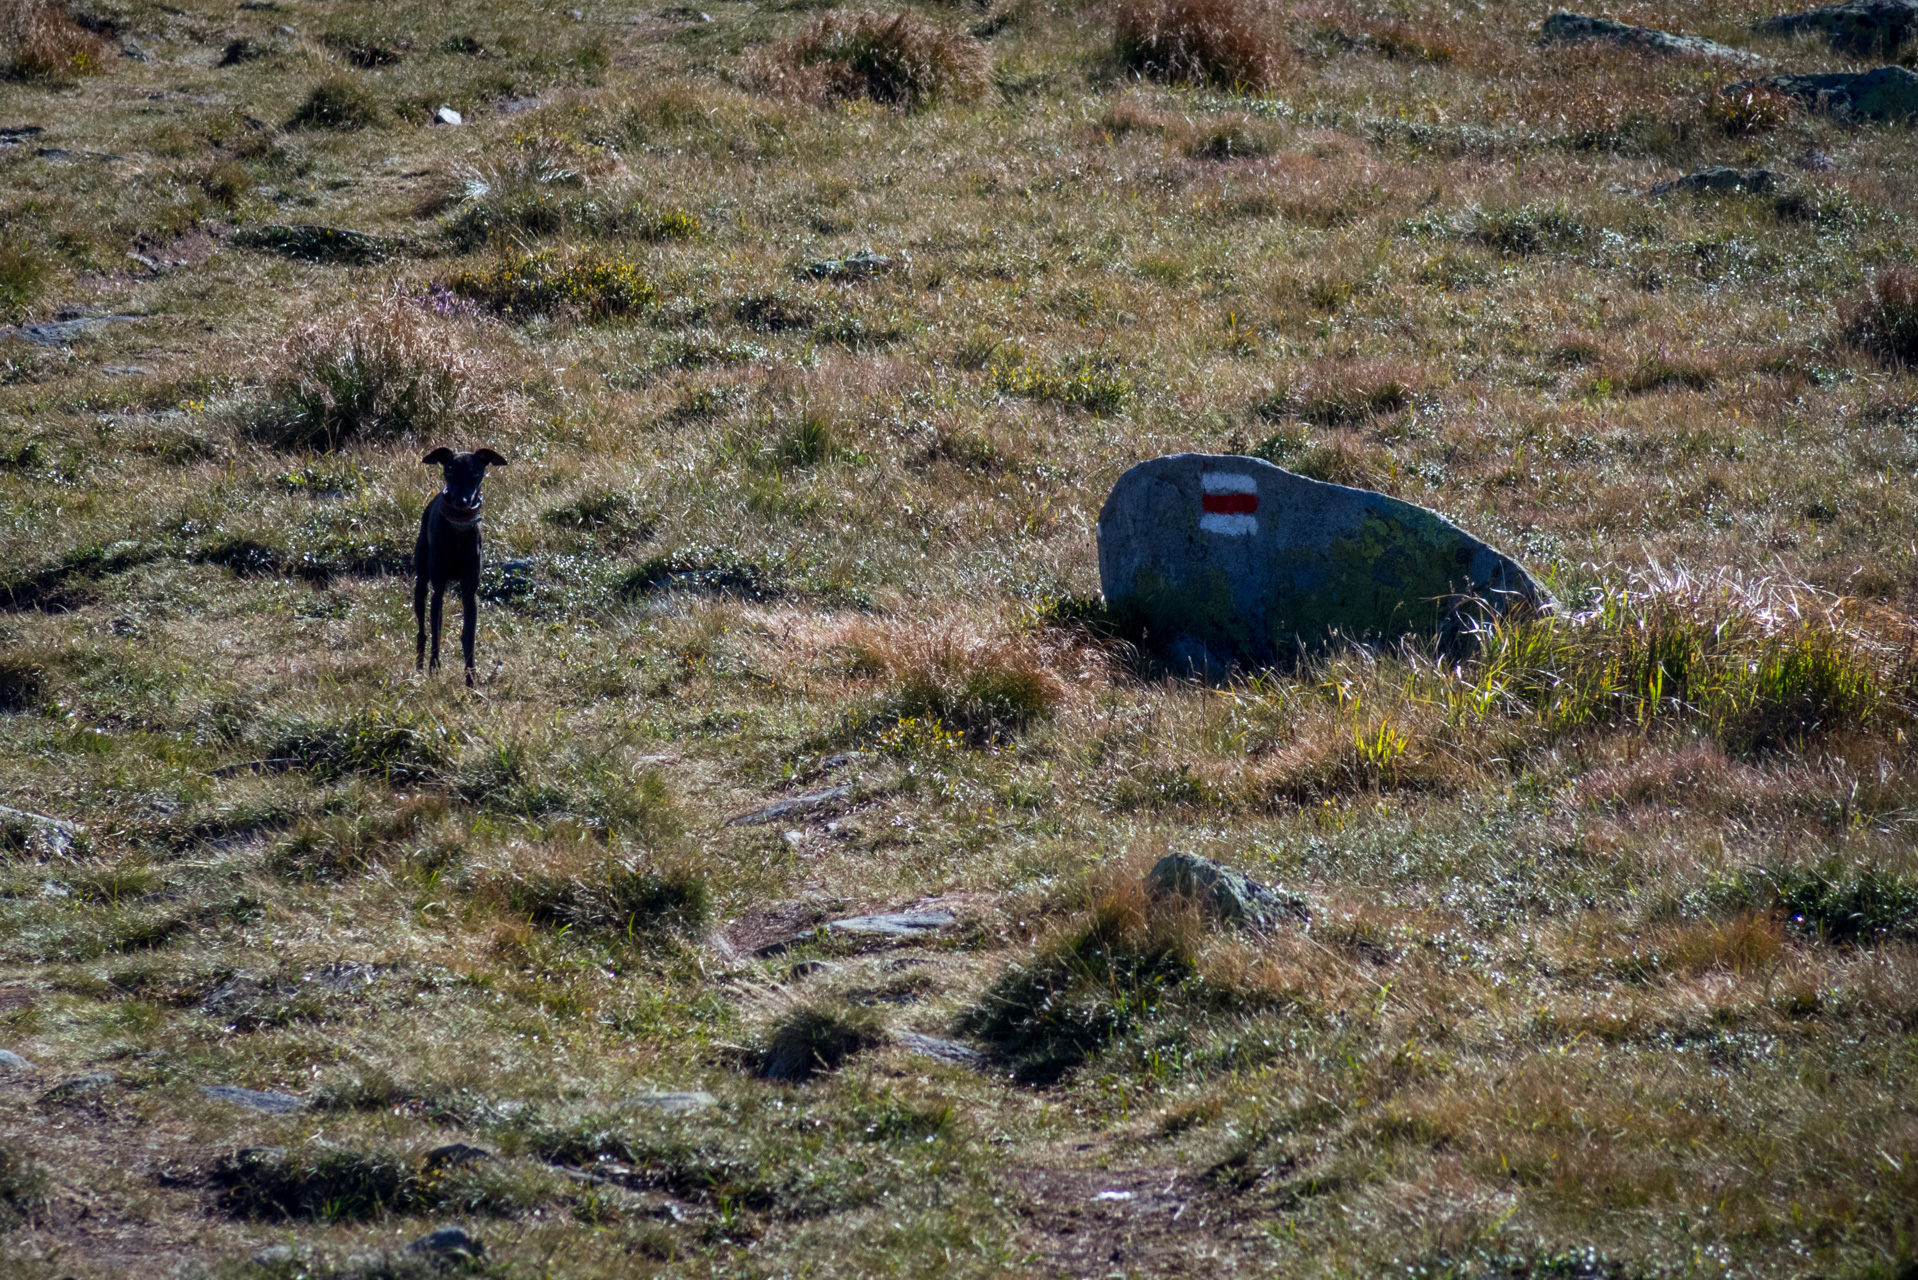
[0,1048,34,1072]
[1727,65,1918,120]
[1097,454,1545,670]
[1648,166,1779,195]
[1755,0,1918,54]
[1540,11,1769,63]
[624,1090,715,1114]
[202,1084,305,1114]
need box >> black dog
[415,447,506,686]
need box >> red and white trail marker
[1199,471,1258,536]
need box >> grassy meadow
[3,0,1918,1273]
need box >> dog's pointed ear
[422,447,455,466]
[473,448,508,467]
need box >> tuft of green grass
[0,232,50,322]
[962,881,1197,1083]
[481,850,710,939]
[0,1143,49,1230]
[448,246,657,320]
[990,352,1132,413]
[266,707,453,784]
[0,652,44,713]
[761,1001,886,1082]
[212,1145,546,1222]
[1472,579,1901,755]
[288,75,385,130]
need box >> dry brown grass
[0,0,105,84]
[1113,0,1292,90]
[247,299,503,451]
[750,12,993,109]
[1842,266,1918,368]
[842,619,1066,743]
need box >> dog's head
[423,447,507,515]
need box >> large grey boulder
[1728,65,1918,120]
[1755,0,1917,54]
[1097,454,1545,668]
[1540,11,1769,63]
[1145,853,1307,931]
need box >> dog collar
[440,495,483,526]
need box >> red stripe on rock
[1202,493,1258,515]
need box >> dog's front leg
[428,583,446,672]
[461,565,480,687]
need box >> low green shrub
[289,75,384,130]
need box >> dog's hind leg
[414,574,429,670]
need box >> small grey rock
[251,1244,295,1266]
[0,1049,35,1072]
[1146,852,1308,932]
[121,40,152,61]
[827,910,955,938]
[894,1032,988,1070]
[1648,166,1778,195]
[202,1084,305,1114]
[1540,11,1769,62]
[40,1072,113,1103]
[434,106,463,126]
[624,1089,715,1114]
[727,785,852,826]
[1,315,143,347]
[803,250,898,282]
[406,1226,485,1260]
[1727,65,1918,121]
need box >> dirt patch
[1008,1163,1273,1274]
